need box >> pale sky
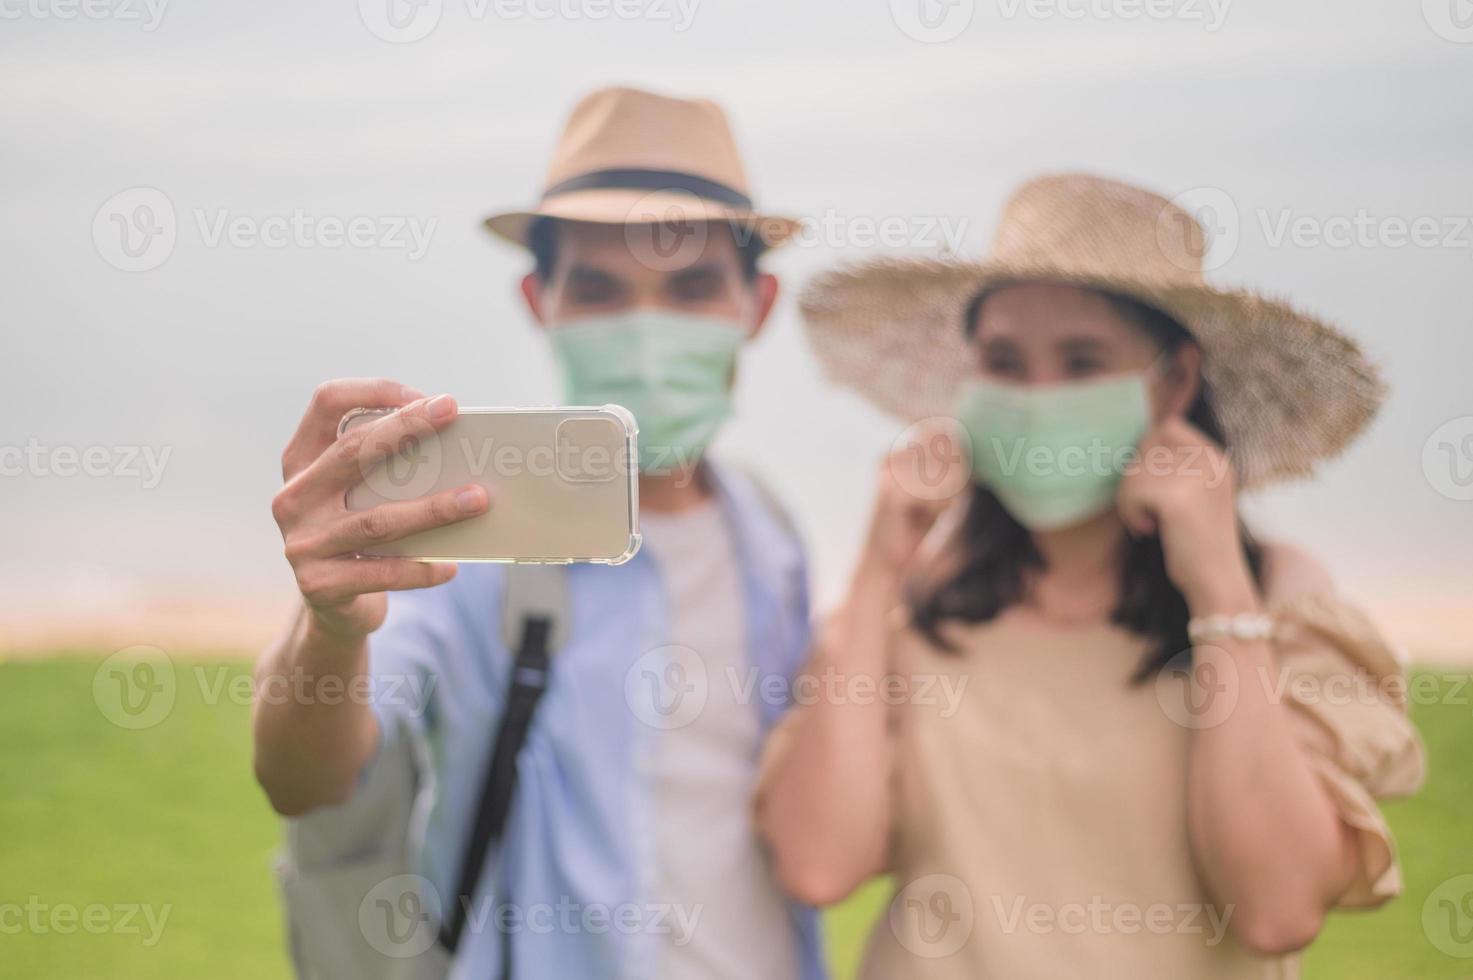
[2,0,1471,655]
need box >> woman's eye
[1064,357,1104,377]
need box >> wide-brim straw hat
[799,173,1384,488]
[485,86,800,251]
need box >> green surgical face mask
[548,309,746,474]
[954,367,1157,531]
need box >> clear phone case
[339,405,641,564]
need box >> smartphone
[340,405,640,564]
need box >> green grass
[1,655,1469,978]
[0,656,285,979]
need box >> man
[253,86,825,980]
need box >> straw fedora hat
[799,173,1384,488]
[485,86,800,250]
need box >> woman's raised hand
[863,420,970,578]
[1116,416,1256,613]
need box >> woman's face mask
[953,359,1164,530]
[549,309,746,474]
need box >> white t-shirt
[638,500,801,980]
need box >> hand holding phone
[272,380,642,639]
[271,380,486,640]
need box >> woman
[757,174,1424,977]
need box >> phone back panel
[341,406,640,564]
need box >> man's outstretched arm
[251,378,487,815]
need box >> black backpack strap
[438,565,568,965]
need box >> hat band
[541,167,753,210]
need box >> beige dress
[853,593,1424,979]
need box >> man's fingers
[296,484,490,559]
[291,393,458,500]
[281,378,425,479]
[297,557,459,608]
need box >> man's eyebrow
[1058,336,1108,353]
[564,263,620,283]
[667,261,729,280]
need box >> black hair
[527,217,766,283]
[910,287,1264,682]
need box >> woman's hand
[1115,416,1256,613]
[758,426,964,906]
[862,421,967,577]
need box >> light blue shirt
[359,463,826,980]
